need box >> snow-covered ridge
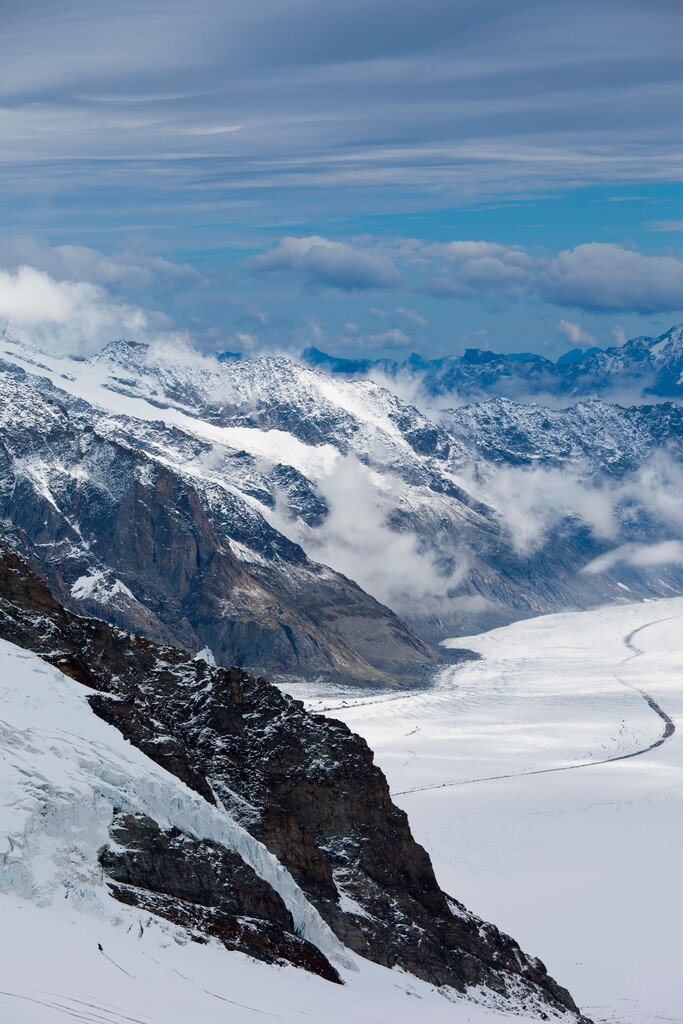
[304,322,683,403]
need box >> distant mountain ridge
[302,323,683,402]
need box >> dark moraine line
[393,615,678,797]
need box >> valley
[283,598,683,1023]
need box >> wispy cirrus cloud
[1,0,681,236]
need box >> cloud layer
[3,0,681,224]
[0,265,186,354]
[249,236,683,315]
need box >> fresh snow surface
[0,638,566,1024]
[71,571,135,604]
[284,597,683,1024]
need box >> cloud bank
[249,237,683,315]
[0,265,187,355]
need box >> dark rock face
[0,547,589,1020]
[99,812,341,983]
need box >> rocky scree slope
[0,546,588,1021]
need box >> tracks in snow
[393,615,678,797]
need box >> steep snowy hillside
[0,547,588,1022]
[282,598,683,1024]
[0,348,440,686]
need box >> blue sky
[1,0,682,358]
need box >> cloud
[268,453,468,616]
[0,265,188,355]
[250,235,683,316]
[0,236,199,291]
[420,241,534,299]
[367,328,410,348]
[556,319,596,347]
[1,0,681,274]
[247,236,400,291]
[583,540,683,574]
[538,244,683,314]
[465,450,683,563]
[647,221,683,232]
[369,306,427,327]
[472,463,618,556]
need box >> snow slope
[283,598,683,1024]
[0,638,578,1023]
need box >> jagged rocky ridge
[302,322,683,402]
[0,546,589,1020]
[440,397,683,476]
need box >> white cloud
[367,328,410,348]
[583,541,683,574]
[556,319,596,347]
[0,265,188,355]
[269,454,467,616]
[466,451,683,564]
[539,243,683,314]
[473,464,618,556]
[369,306,427,327]
[555,319,596,347]
[249,235,683,316]
[247,236,400,291]
[0,236,198,290]
[647,221,683,232]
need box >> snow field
[286,598,683,1024]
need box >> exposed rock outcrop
[100,811,341,983]
[0,547,590,1020]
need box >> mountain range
[2,327,683,662]
[302,322,683,402]
[3,322,683,1021]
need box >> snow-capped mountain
[0,341,442,686]
[440,397,683,476]
[1,330,683,651]
[303,322,683,402]
[2,326,681,1023]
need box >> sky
[1,0,682,359]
